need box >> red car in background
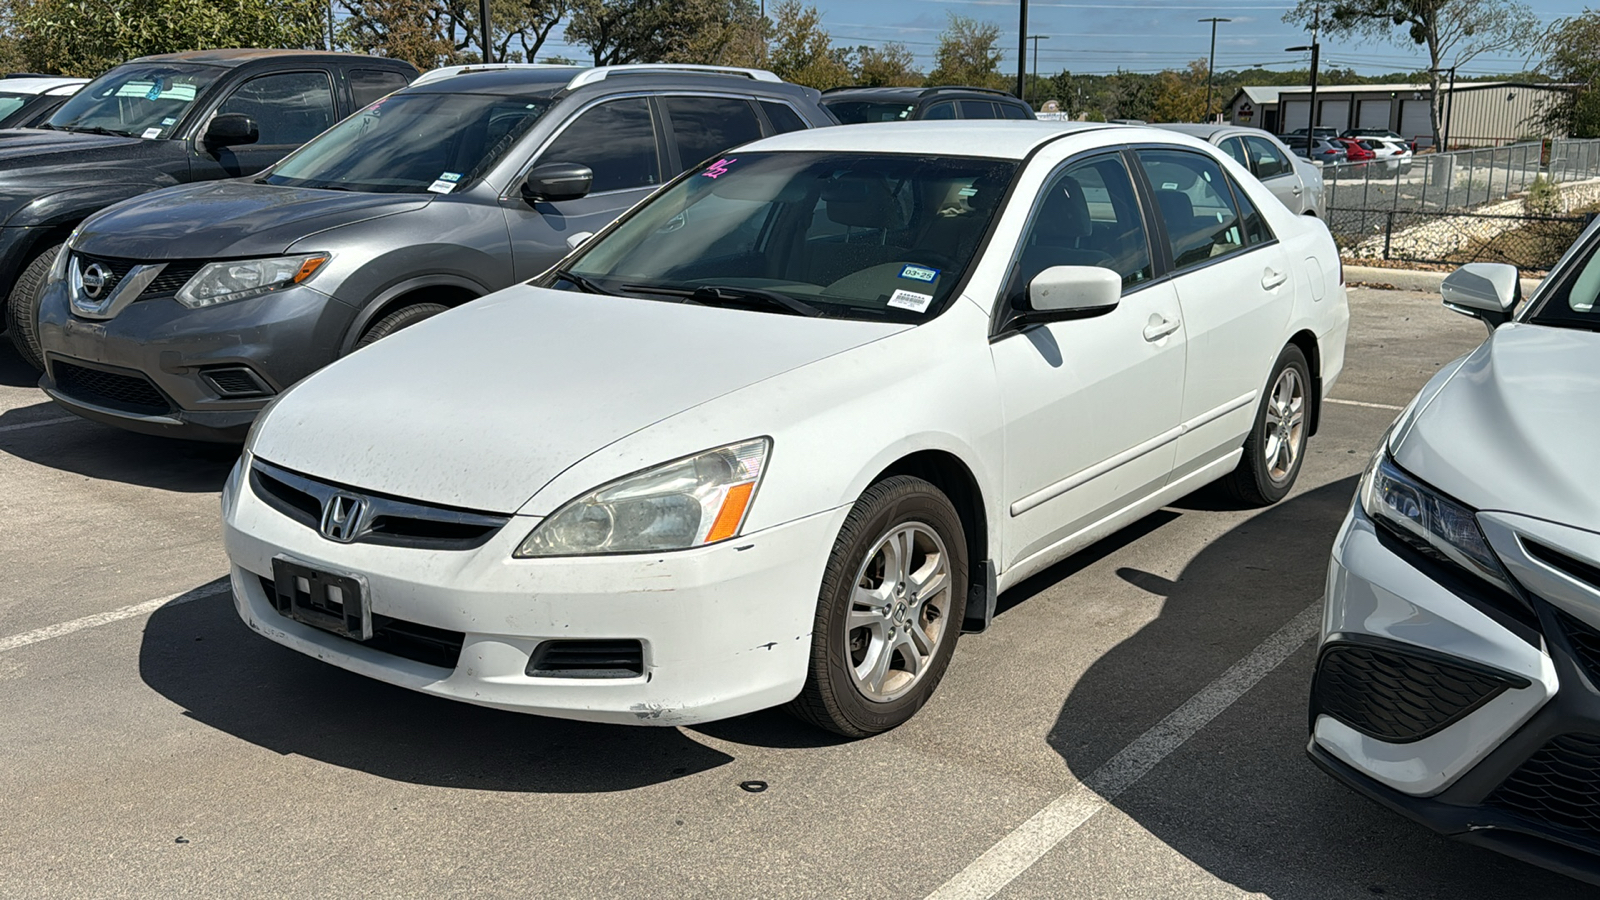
[1334,137,1375,162]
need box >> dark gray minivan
[33,64,832,440]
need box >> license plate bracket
[271,556,372,641]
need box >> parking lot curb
[1344,265,1542,298]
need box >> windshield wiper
[622,283,823,317]
[65,125,136,137]
[552,268,611,295]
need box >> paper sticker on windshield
[141,127,162,139]
[702,157,737,179]
[899,265,939,283]
[426,172,463,194]
[888,289,934,313]
[161,117,176,125]
[145,78,164,101]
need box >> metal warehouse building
[1228,81,1575,148]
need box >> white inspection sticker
[426,171,463,194]
[887,289,934,313]
[141,127,162,139]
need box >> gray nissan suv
[33,63,832,440]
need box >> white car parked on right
[1313,223,1600,884]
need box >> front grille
[1490,733,1600,842]
[142,262,203,298]
[72,253,130,295]
[249,459,509,550]
[1311,641,1524,743]
[259,576,465,669]
[526,640,644,679]
[73,254,202,301]
[1556,610,1600,687]
[52,360,170,414]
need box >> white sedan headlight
[1360,451,1512,591]
[515,438,770,557]
[176,254,329,308]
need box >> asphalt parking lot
[1,287,1590,899]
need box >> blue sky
[533,0,1586,77]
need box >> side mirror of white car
[1442,262,1521,330]
[565,231,594,250]
[1028,265,1122,317]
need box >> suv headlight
[1360,451,1512,591]
[176,254,329,308]
[515,438,770,558]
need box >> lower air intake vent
[1490,733,1600,841]
[1555,610,1600,688]
[201,366,272,398]
[1311,641,1526,743]
[526,640,644,679]
[52,360,170,414]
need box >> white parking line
[925,602,1322,900]
[1325,397,1405,412]
[0,581,230,654]
[0,415,80,435]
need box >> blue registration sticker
[899,265,940,282]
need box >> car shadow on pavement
[1045,476,1593,898]
[139,590,735,792]
[0,401,240,492]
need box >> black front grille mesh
[143,262,203,298]
[201,367,271,398]
[72,254,202,301]
[526,640,644,679]
[1556,610,1600,687]
[1311,642,1518,743]
[72,253,130,295]
[52,361,170,414]
[1490,733,1600,842]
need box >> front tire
[788,476,968,737]
[6,241,62,371]
[353,302,448,350]
[1222,344,1311,507]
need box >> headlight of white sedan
[176,253,329,308]
[515,438,770,557]
[1360,451,1512,591]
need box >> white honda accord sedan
[222,122,1349,736]
[1311,227,1600,880]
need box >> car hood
[74,180,433,259]
[1392,323,1600,533]
[250,285,908,514]
[0,127,142,164]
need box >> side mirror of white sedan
[1028,265,1122,316]
[565,231,595,250]
[1442,262,1521,330]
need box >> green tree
[926,14,1005,90]
[566,0,759,67]
[339,0,461,70]
[1285,0,1538,148]
[851,41,922,87]
[1540,9,1600,138]
[16,0,325,76]
[1150,61,1208,123]
[765,0,848,88]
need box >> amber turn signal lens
[705,482,755,543]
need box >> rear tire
[788,476,968,737]
[353,302,448,350]
[6,241,62,371]
[1222,344,1311,507]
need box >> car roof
[406,63,803,99]
[0,76,87,94]
[129,49,413,68]
[735,120,1201,159]
[821,86,1022,103]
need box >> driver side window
[1008,154,1153,307]
[540,98,661,194]
[214,71,336,147]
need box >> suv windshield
[564,151,1018,322]
[46,64,218,138]
[821,100,916,124]
[265,92,549,193]
[1529,233,1600,331]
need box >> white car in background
[1362,137,1413,173]
[1312,224,1600,883]
[223,122,1349,736]
[0,75,87,129]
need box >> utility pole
[1429,65,1457,150]
[1287,7,1321,159]
[1027,34,1050,106]
[327,0,335,51]
[1017,0,1028,100]
[480,0,493,64]
[1199,17,1230,123]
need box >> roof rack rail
[565,64,783,89]
[410,62,576,87]
[923,85,1018,98]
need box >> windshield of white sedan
[45,64,217,138]
[565,152,1018,321]
[1532,235,1600,329]
[265,92,549,193]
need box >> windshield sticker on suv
[141,127,162,139]
[426,172,463,194]
[702,158,737,179]
[888,289,934,313]
[162,117,176,126]
[899,265,939,283]
[145,78,164,101]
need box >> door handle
[1291,184,1303,195]
[1261,268,1289,290]
[1143,314,1180,342]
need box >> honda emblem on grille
[80,263,109,300]
[320,493,369,543]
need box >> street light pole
[480,0,493,64]
[1287,9,1321,159]
[1027,34,1050,106]
[1017,0,1028,100]
[1199,17,1230,123]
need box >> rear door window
[959,100,1000,119]
[540,97,661,194]
[1136,149,1247,271]
[349,68,410,109]
[663,96,764,172]
[999,103,1032,120]
[760,100,808,133]
[922,101,957,120]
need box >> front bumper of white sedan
[221,455,846,726]
[1311,498,1600,885]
